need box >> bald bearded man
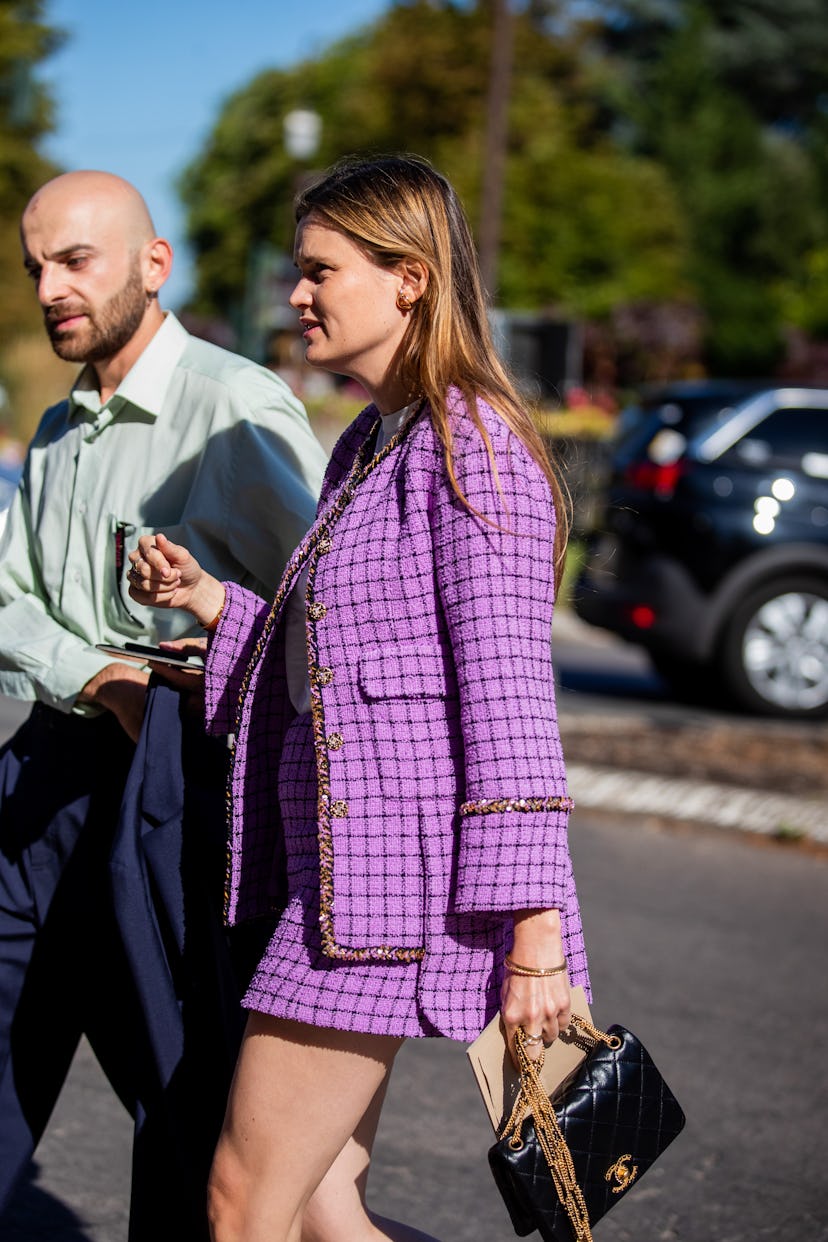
[0,173,327,1235]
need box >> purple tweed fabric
[244,712,431,1036]
[205,392,590,1041]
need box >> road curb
[557,698,828,847]
[566,762,828,845]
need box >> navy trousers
[0,703,141,1212]
[112,682,271,1240]
[0,686,271,1239]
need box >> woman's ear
[397,259,429,307]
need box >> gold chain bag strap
[488,1016,686,1242]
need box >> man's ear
[143,237,173,296]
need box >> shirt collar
[68,311,189,422]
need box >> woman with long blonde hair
[129,154,589,1242]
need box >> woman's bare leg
[301,1072,439,1242]
[207,1012,409,1242]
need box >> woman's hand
[500,909,572,1068]
[157,636,208,658]
[148,637,207,696]
[127,532,225,626]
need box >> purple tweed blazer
[204,393,590,1039]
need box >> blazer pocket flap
[359,643,451,700]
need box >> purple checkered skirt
[243,713,432,1037]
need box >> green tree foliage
[586,0,828,370]
[0,1,61,346]
[180,0,687,332]
[182,0,828,375]
[498,22,688,317]
[705,0,828,128]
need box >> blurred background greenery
[3,0,828,450]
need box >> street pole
[478,0,515,299]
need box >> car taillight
[623,460,686,497]
[629,605,657,629]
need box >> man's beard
[46,263,149,363]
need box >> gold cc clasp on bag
[605,1154,638,1194]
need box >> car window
[729,407,828,472]
[615,389,749,449]
[614,394,742,462]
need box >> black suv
[574,381,828,718]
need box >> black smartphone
[96,642,205,669]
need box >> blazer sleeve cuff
[204,581,270,735]
[453,805,575,913]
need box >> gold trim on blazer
[225,410,427,962]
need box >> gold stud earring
[396,291,413,312]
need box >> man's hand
[78,662,150,743]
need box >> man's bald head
[23,171,158,247]
[21,170,172,377]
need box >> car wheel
[719,576,828,718]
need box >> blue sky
[42,0,393,307]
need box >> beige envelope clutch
[466,986,594,1131]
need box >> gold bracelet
[202,595,225,633]
[505,955,568,978]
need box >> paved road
[1,631,826,1241]
[377,816,828,1242]
[0,695,29,739]
[2,806,826,1241]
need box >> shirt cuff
[38,646,121,714]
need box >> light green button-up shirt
[0,312,327,712]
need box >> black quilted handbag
[488,1017,686,1242]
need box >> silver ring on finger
[524,1032,544,1046]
